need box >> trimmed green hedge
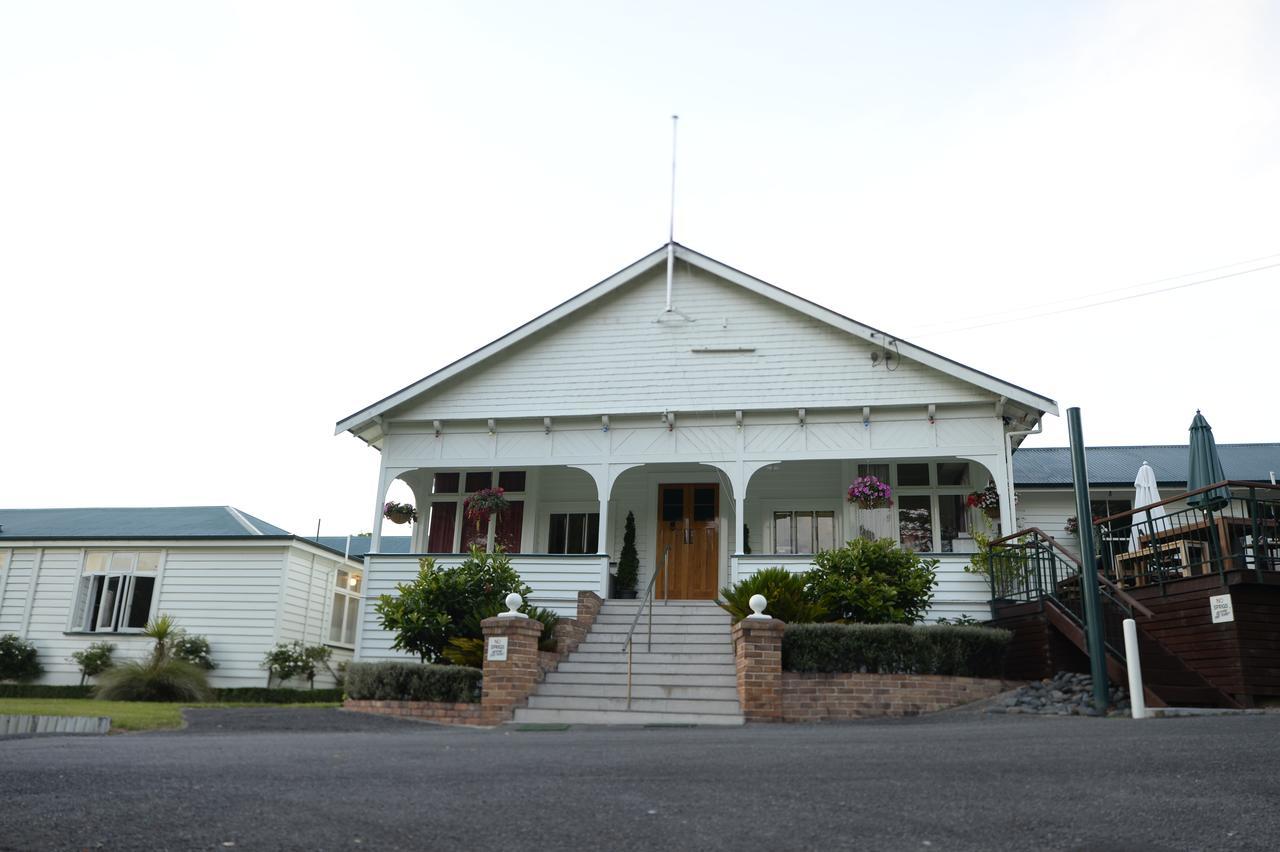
[783,623,1012,678]
[0,683,342,703]
[0,683,93,699]
[213,687,343,704]
[344,662,482,703]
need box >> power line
[909,249,1280,334]
[911,261,1280,338]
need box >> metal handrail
[623,545,670,710]
[992,526,1153,617]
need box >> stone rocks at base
[996,671,1131,717]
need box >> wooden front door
[655,484,719,600]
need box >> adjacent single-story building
[1014,443,1280,555]
[0,507,364,687]
[336,243,1061,662]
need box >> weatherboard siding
[0,549,32,634]
[392,266,992,421]
[278,548,351,687]
[154,548,285,687]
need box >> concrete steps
[511,598,743,727]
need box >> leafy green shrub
[94,616,211,701]
[70,641,116,685]
[616,511,639,596]
[804,538,938,624]
[782,623,1012,677]
[344,661,482,703]
[0,635,43,682]
[441,604,560,667]
[718,568,826,623]
[0,634,44,682]
[262,641,334,688]
[172,634,216,670]
[375,547,535,663]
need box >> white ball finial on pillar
[746,594,770,620]
[498,592,528,618]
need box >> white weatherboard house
[0,507,364,687]
[340,244,1059,664]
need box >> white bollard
[1123,618,1147,719]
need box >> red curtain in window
[426,502,457,553]
[494,501,524,554]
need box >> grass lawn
[0,698,340,732]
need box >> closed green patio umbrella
[1186,410,1231,510]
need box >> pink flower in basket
[847,475,893,509]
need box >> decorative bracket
[735,410,743,431]
[663,411,676,432]
[797,408,806,428]
[928,404,936,425]
[601,415,610,433]
[863,406,871,429]
[543,417,552,435]
[487,419,496,437]
[432,420,442,438]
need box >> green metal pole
[1067,407,1109,712]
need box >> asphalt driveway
[2,709,1276,851]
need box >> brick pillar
[480,616,544,722]
[732,617,785,723]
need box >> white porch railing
[355,553,607,662]
[730,553,992,623]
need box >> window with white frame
[772,511,836,554]
[858,461,977,553]
[328,568,362,646]
[424,470,527,553]
[74,551,160,632]
[547,512,599,554]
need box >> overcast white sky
[2,1,1277,537]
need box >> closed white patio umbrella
[1129,461,1170,552]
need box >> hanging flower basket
[463,487,509,530]
[847,475,893,510]
[966,483,1001,519]
[1064,516,1079,535]
[383,501,418,525]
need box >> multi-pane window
[424,470,526,553]
[548,513,600,554]
[75,551,160,632]
[328,569,362,646]
[772,511,836,555]
[852,461,980,553]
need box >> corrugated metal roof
[1013,444,1280,487]
[308,536,411,557]
[0,506,292,539]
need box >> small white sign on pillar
[486,636,509,661]
[1209,594,1234,624]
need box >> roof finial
[665,114,679,313]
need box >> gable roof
[0,506,292,539]
[1013,443,1280,487]
[336,243,1058,437]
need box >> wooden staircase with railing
[988,528,1239,709]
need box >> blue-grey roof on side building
[0,506,293,539]
[308,536,412,557]
[1013,444,1280,487]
